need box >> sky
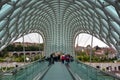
[75,33,108,47]
[14,33,108,47]
[14,33,43,43]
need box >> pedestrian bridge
[0,0,120,80]
[0,0,120,56]
[0,60,120,80]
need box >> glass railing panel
[0,60,48,80]
[69,61,120,80]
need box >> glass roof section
[0,0,120,56]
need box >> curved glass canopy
[0,0,120,56]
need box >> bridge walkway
[41,62,73,80]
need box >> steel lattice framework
[0,0,120,56]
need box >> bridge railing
[70,60,120,80]
[0,59,48,80]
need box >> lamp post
[22,34,26,65]
[90,34,93,65]
[38,34,41,59]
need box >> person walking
[61,54,65,64]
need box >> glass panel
[70,61,120,80]
[0,20,7,30]
[9,18,17,27]
[101,32,106,38]
[2,33,8,43]
[10,7,22,19]
[9,25,16,34]
[18,18,23,24]
[96,29,99,34]
[99,0,105,3]
[26,0,38,8]
[88,16,93,22]
[83,9,91,16]
[101,19,109,29]
[95,8,107,20]
[102,26,108,34]
[110,36,116,45]
[0,29,6,39]
[110,21,120,34]
[94,17,100,25]
[21,8,30,16]
[105,5,119,18]
[0,60,48,80]
[0,4,13,21]
[83,1,92,8]
[88,8,94,15]
[95,23,100,30]
[111,31,119,41]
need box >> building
[12,42,39,47]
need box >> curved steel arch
[0,0,120,56]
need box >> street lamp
[22,33,26,65]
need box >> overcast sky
[75,33,108,47]
[14,33,43,43]
[14,33,108,47]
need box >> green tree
[15,45,23,51]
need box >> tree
[95,46,101,50]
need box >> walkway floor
[41,62,73,80]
